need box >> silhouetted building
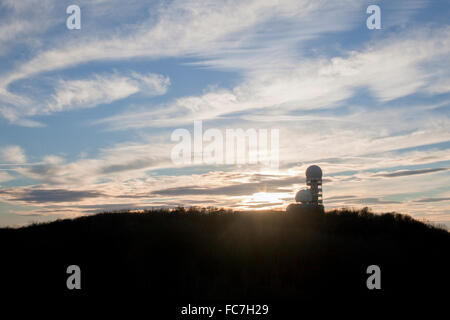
[287,165,324,214]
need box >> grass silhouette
[1,207,448,305]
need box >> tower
[287,164,324,214]
[305,165,323,206]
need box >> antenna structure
[287,164,324,214]
[305,165,323,206]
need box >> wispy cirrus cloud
[0,145,27,164]
[46,72,170,113]
[0,72,170,126]
[374,168,449,178]
[414,197,450,203]
[0,1,362,82]
[14,141,171,185]
[0,0,57,56]
[0,0,365,126]
[95,27,450,131]
[0,188,104,203]
[151,175,307,197]
[0,172,14,183]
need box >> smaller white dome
[295,189,312,203]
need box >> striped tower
[305,165,323,206]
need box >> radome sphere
[295,189,313,203]
[306,165,322,180]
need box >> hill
[1,207,449,312]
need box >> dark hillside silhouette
[1,207,448,311]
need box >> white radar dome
[306,165,322,180]
[295,189,313,203]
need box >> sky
[0,0,449,228]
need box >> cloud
[93,98,450,176]
[0,171,15,183]
[231,202,284,209]
[0,1,362,84]
[96,27,450,130]
[151,175,306,196]
[325,195,358,201]
[2,2,447,129]
[0,0,56,56]
[0,145,26,164]
[12,140,173,186]
[46,72,170,113]
[99,157,162,175]
[0,72,170,124]
[373,168,449,178]
[414,197,450,203]
[0,0,365,126]
[0,188,104,203]
[342,197,401,205]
